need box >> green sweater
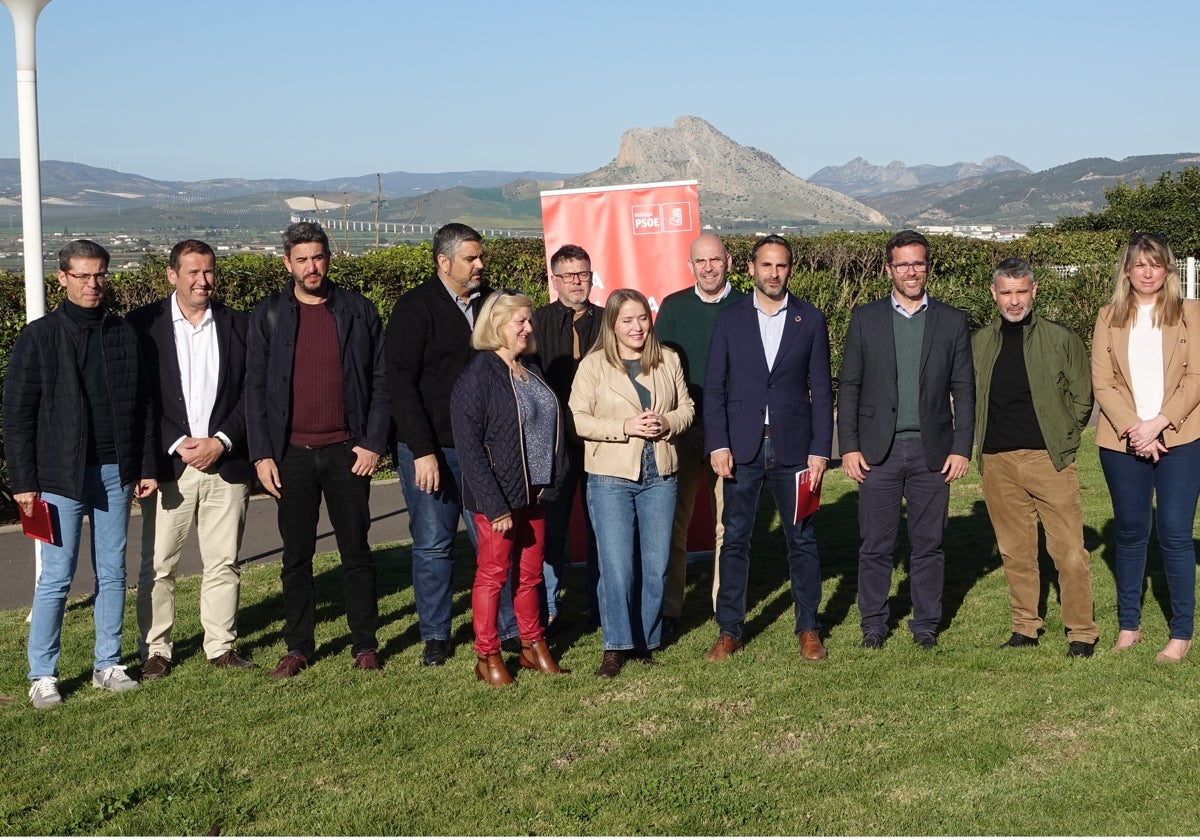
[655,284,745,412]
[971,312,1094,471]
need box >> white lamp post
[2,0,51,617]
[3,0,51,322]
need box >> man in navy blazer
[127,239,256,679]
[838,230,974,651]
[703,235,834,662]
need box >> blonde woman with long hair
[1092,232,1200,662]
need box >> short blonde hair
[593,288,663,371]
[471,290,537,354]
[1108,233,1182,328]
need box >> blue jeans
[1100,440,1200,640]
[716,436,822,640]
[396,443,516,641]
[542,442,599,622]
[586,451,677,651]
[29,464,133,679]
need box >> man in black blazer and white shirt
[838,230,974,651]
[128,239,256,679]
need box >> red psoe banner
[540,180,700,313]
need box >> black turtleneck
[982,313,1046,454]
[62,299,117,465]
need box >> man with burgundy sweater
[246,222,390,677]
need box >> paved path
[0,479,412,612]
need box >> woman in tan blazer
[1092,232,1200,662]
[569,289,693,679]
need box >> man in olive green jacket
[972,257,1098,657]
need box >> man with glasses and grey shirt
[531,244,603,630]
[838,230,974,651]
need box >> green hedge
[0,230,1128,498]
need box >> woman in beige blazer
[569,289,693,679]
[1092,232,1200,662]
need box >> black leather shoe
[999,632,1039,649]
[595,650,626,678]
[500,636,521,654]
[913,632,938,651]
[1066,640,1095,659]
[861,632,886,650]
[421,639,448,666]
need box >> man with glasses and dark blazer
[838,229,974,651]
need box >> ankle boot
[475,653,514,686]
[519,639,569,674]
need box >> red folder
[19,498,55,544]
[794,468,821,524]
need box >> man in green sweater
[655,234,745,634]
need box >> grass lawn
[1,429,1198,835]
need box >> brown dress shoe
[798,629,827,661]
[519,639,569,674]
[209,649,257,670]
[475,653,515,686]
[705,633,744,662]
[268,651,309,679]
[141,653,172,680]
[595,650,626,678]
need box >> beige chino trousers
[663,429,725,619]
[137,467,250,661]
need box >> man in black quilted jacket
[3,239,158,709]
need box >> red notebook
[19,498,55,544]
[793,468,821,524]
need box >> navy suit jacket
[127,297,252,485]
[703,294,834,466]
[836,295,974,471]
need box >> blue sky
[0,0,1195,183]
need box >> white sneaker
[29,677,62,709]
[92,664,139,692]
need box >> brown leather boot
[475,653,514,686]
[519,639,570,674]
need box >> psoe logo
[631,202,694,236]
[631,204,663,236]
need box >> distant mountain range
[0,160,575,209]
[856,152,1200,227]
[808,156,1031,198]
[2,127,1198,232]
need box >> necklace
[510,360,529,383]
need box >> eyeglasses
[553,271,593,283]
[65,271,108,282]
[690,257,726,267]
[1130,231,1168,247]
[889,261,928,274]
